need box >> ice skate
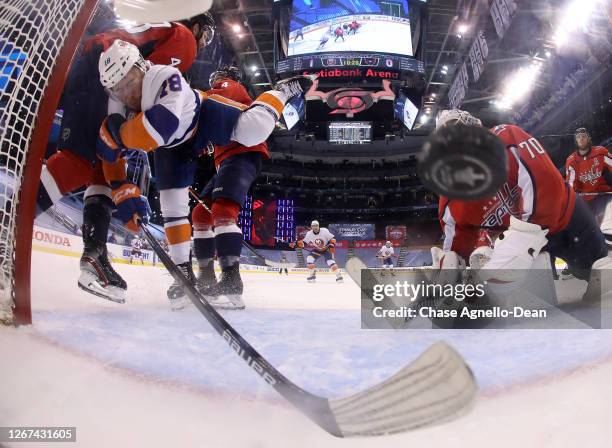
[336,274,344,283]
[167,262,195,311]
[78,243,127,304]
[307,273,316,283]
[200,263,245,310]
[560,267,574,280]
[195,260,217,293]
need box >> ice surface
[1,250,612,447]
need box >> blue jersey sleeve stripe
[144,104,180,144]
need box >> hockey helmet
[311,220,320,229]
[181,12,215,48]
[385,240,392,246]
[435,109,482,130]
[575,127,591,142]
[209,65,242,88]
[99,40,147,89]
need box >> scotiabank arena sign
[305,68,400,79]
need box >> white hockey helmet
[435,109,482,130]
[311,220,320,228]
[99,40,147,89]
[386,240,392,246]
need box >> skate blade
[78,270,126,304]
[208,295,245,310]
[78,280,126,304]
[336,278,344,283]
[169,297,189,311]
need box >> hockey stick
[579,191,612,196]
[188,188,296,269]
[140,223,477,436]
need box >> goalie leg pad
[600,197,612,249]
[547,196,607,280]
[483,216,548,271]
[469,246,493,270]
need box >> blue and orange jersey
[206,78,270,166]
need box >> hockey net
[0,0,97,324]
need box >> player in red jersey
[435,110,608,285]
[565,127,612,218]
[37,14,215,303]
[347,20,360,35]
[190,66,270,310]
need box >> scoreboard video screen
[328,122,372,144]
[288,0,413,57]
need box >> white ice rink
[2,249,612,447]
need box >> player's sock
[199,223,244,309]
[307,263,317,282]
[39,150,95,214]
[194,229,217,291]
[214,223,242,272]
[37,165,64,213]
[160,188,193,308]
[192,201,217,291]
[198,199,244,309]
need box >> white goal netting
[0,0,89,323]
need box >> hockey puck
[417,124,507,200]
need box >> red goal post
[0,0,98,325]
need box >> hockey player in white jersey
[290,221,343,282]
[96,40,314,309]
[129,236,145,265]
[377,241,395,275]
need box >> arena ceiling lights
[495,61,542,110]
[553,0,601,48]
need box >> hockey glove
[97,113,127,163]
[297,240,304,248]
[112,182,150,232]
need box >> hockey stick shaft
[143,224,477,435]
[579,191,612,196]
[139,223,341,434]
[187,188,294,268]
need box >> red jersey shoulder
[490,124,531,146]
[83,22,196,72]
[592,146,609,157]
[566,151,580,164]
[209,79,252,105]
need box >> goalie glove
[112,182,150,232]
[97,113,127,163]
